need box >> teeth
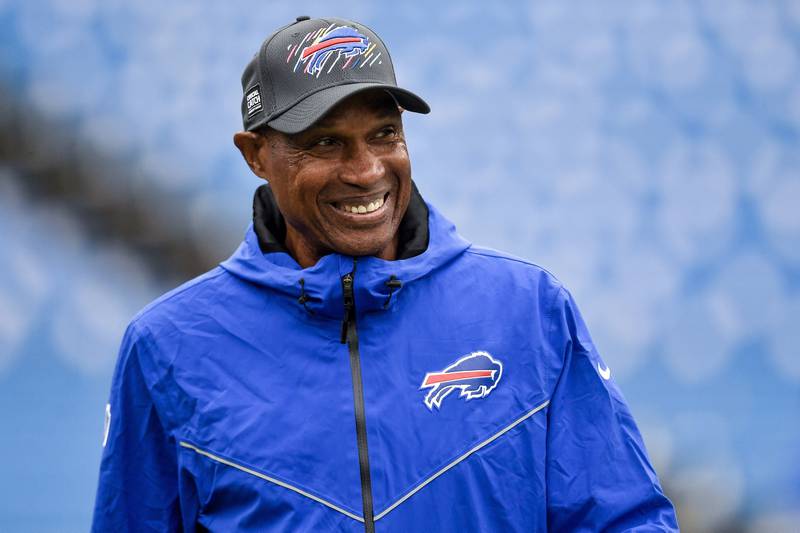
[340,196,384,214]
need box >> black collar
[252,181,429,260]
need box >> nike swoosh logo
[597,362,611,380]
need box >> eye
[314,137,336,147]
[375,126,397,139]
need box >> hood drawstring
[383,276,402,309]
[301,274,402,314]
[297,278,315,315]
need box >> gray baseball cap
[240,16,430,134]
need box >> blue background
[0,1,798,531]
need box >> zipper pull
[340,272,354,344]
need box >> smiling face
[234,89,412,268]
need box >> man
[92,16,679,532]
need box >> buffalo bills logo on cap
[287,24,380,77]
[420,351,503,410]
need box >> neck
[284,227,400,268]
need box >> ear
[233,131,269,180]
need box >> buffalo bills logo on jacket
[420,351,503,410]
[289,25,374,76]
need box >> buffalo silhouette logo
[420,351,503,410]
[299,26,369,76]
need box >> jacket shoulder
[115,267,232,412]
[464,245,565,292]
[129,265,230,334]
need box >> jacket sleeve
[545,288,679,532]
[91,322,188,532]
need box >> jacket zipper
[341,265,376,533]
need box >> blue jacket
[92,185,678,532]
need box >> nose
[339,142,384,188]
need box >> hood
[220,182,471,319]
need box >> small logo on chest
[420,351,503,410]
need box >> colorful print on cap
[287,24,382,77]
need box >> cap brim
[265,82,430,134]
